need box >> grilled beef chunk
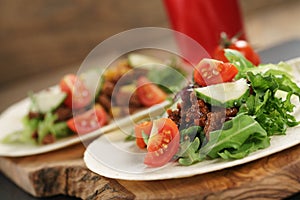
[54,105,73,122]
[167,86,238,137]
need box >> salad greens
[2,116,39,144]
[36,113,70,144]
[224,49,255,79]
[2,112,70,145]
[178,137,201,166]
[147,58,187,94]
[178,114,270,165]
[176,49,300,166]
[239,72,300,135]
[199,114,270,160]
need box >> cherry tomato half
[213,34,260,66]
[136,76,167,107]
[60,74,92,109]
[144,118,180,167]
[134,121,153,149]
[194,58,238,87]
[67,104,108,135]
[213,46,230,63]
[229,40,261,66]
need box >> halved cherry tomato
[67,104,108,135]
[134,121,153,149]
[136,76,167,107]
[230,40,260,66]
[213,46,230,63]
[60,74,92,109]
[213,33,260,66]
[194,58,238,86]
[144,118,180,167]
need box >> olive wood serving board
[0,139,300,200]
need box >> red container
[163,0,246,58]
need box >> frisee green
[240,72,300,135]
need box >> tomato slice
[134,121,153,149]
[194,58,238,86]
[144,118,180,167]
[136,76,167,107]
[67,104,108,135]
[60,74,92,109]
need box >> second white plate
[0,93,169,157]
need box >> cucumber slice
[128,53,164,69]
[31,88,67,113]
[194,79,249,107]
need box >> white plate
[84,124,300,181]
[0,91,169,157]
[83,57,300,181]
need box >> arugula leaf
[179,126,203,143]
[199,114,270,159]
[224,49,255,79]
[218,134,270,159]
[178,138,202,166]
[147,59,186,94]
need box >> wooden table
[1,39,300,200]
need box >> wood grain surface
[0,136,300,200]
